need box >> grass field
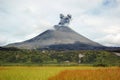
[0,66,120,80]
[49,67,120,80]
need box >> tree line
[0,47,120,66]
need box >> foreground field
[49,67,120,80]
[0,66,120,80]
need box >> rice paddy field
[0,66,120,80]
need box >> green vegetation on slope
[0,48,120,66]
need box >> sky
[0,0,120,47]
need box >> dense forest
[0,47,120,66]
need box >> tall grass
[0,66,119,80]
[49,67,120,80]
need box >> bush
[93,63,109,67]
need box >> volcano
[6,14,103,50]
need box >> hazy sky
[0,0,120,46]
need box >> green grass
[0,66,119,80]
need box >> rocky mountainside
[6,25,102,49]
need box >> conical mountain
[6,25,102,49]
[6,14,103,50]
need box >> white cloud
[96,34,120,46]
[103,26,120,34]
[0,35,8,46]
